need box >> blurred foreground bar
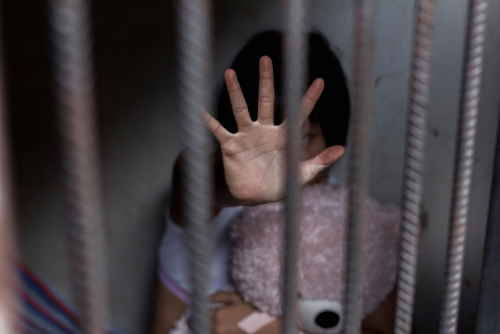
[0,9,18,334]
[439,1,488,334]
[50,0,108,332]
[475,106,500,333]
[395,0,436,333]
[344,1,378,334]
[177,0,213,333]
[282,0,308,334]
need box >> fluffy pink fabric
[231,184,400,319]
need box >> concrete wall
[3,0,499,333]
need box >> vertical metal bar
[50,0,108,333]
[394,1,436,333]
[344,1,377,334]
[439,1,488,333]
[282,0,308,334]
[0,10,19,334]
[475,112,500,334]
[178,0,213,333]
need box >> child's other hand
[203,56,345,205]
[212,291,281,334]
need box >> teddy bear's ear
[296,299,344,334]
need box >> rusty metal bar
[282,0,309,334]
[439,1,488,333]
[0,8,19,334]
[178,0,213,333]
[50,0,108,332]
[344,1,377,334]
[394,1,436,333]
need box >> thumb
[300,145,345,184]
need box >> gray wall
[4,0,499,333]
[327,1,500,333]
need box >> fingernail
[225,69,235,80]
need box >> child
[151,31,395,334]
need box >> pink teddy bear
[170,184,400,334]
[230,184,400,334]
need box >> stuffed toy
[170,184,400,334]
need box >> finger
[212,291,243,305]
[299,78,324,125]
[279,79,324,131]
[257,56,275,125]
[300,145,345,184]
[202,109,233,145]
[225,69,253,131]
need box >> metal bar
[282,0,308,334]
[475,107,500,334]
[394,1,436,333]
[439,1,488,333]
[344,1,377,334]
[50,0,108,332]
[178,0,213,333]
[0,8,19,334]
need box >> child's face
[300,118,327,161]
[300,117,330,184]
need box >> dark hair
[216,30,350,147]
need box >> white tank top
[157,176,338,304]
[158,205,243,303]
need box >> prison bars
[178,0,213,333]
[282,0,309,334]
[475,71,500,334]
[394,1,436,333]
[0,1,488,334]
[50,0,109,333]
[439,1,488,333]
[0,8,19,334]
[343,2,378,334]
[52,0,493,330]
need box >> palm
[204,56,344,205]
[222,121,287,203]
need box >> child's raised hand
[203,56,345,205]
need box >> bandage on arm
[237,311,277,334]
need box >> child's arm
[150,278,189,334]
[169,149,237,227]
